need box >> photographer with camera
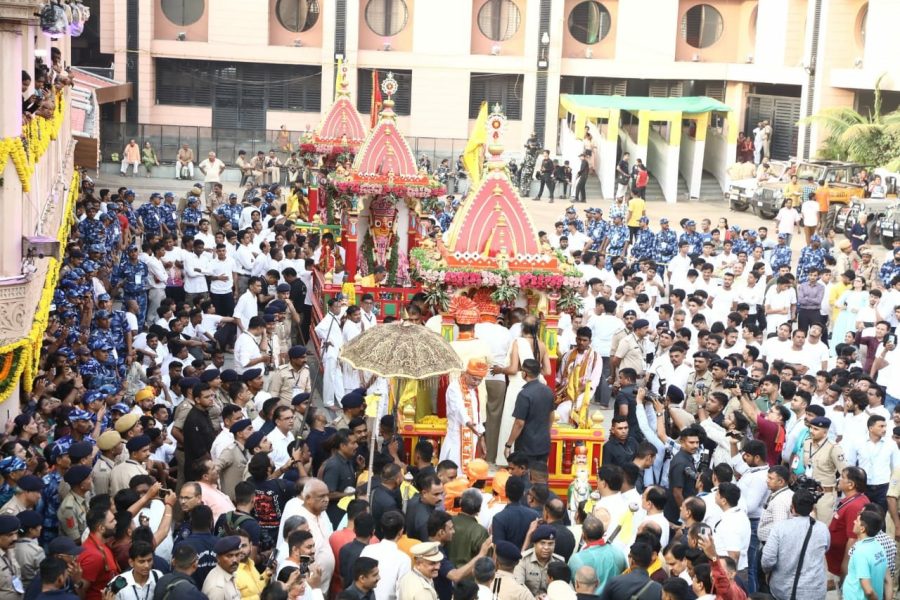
[732,381,790,468]
[796,416,846,524]
[684,352,714,415]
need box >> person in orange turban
[440,358,487,469]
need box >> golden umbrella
[339,320,461,499]
[339,320,462,379]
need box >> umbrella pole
[366,403,378,502]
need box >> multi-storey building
[91,0,899,197]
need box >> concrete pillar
[688,113,709,199]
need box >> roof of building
[560,94,733,117]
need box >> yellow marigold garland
[0,92,65,192]
[0,169,79,403]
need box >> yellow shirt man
[626,197,646,228]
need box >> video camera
[791,474,825,503]
[722,368,759,395]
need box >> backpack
[219,511,253,535]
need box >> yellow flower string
[0,92,65,192]
[0,169,79,402]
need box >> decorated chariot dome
[335,72,441,198]
[299,62,367,155]
[443,106,560,273]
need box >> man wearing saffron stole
[555,326,601,427]
[440,358,488,466]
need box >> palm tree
[802,74,900,170]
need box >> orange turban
[466,458,489,482]
[491,469,510,500]
[450,296,479,325]
[466,358,489,378]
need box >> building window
[858,2,868,49]
[681,4,723,49]
[357,69,412,116]
[468,73,522,120]
[155,59,321,112]
[275,0,320,33]
[477,0,521,42]
[364,0,409,37]
[160,0,205,26]
[567,1,611,45]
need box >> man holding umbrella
[441,358,489,467]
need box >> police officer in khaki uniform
[397,541,442,599]
[684,351,715,414]
[332,390,365,431]
[0,514,23,600]
[57,466,93,542]
[611,318,647,382]
[92,431,123,498]
[216,420,252,499]
[200,369,225,430]
[55,442,93,503]
[0,476,42,517]
[513,524,564,597]
[491,541,534,600]
[265,299,293,362]
[291,393,311,439]
[266,345,311,405]
[11,511,42,588]
[799,416,846,524]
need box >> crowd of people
[7,147,900,600]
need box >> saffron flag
[370,70,383,129]
[463,101,488,190]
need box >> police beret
[82,390,103,405]
[220,369,239,383]
[241,368,262,382]
[82,261,98,273]
[115,413,140,434]
[17,475,43,492]
[809,416,832,429]
[0,516,20,534]
[214,536,241,554]
[263,314,275,323]
[665,385,685,404]
[806,405,825,418]
[97,293,111,302]
[200,369,220,383]
[622,310,637,318]
[110,403,130,414]
[495,540,521,562]
[531,524,556,543]
[292,392,311,406]
[98,384,119,396]
[633,319,650,330]
[245,431,266,452]
[229,419,252,435]
[17,510,41,530]
[341,391,364,410]
[63,465,92,486]
[69,250,84,259]
[97,430,122,451]
[126,435,151,452]
[276,283,291,293]
[67,441,93,460]
[179,377,200,391]
[288,345,307,359]
[48,536,84,556]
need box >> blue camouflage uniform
[587,215,608,252]
[654,222,678,277]
[136,200,164,237]
[606,221,629,265]
[770,241,793,271]
[679,230,703,256]
[79,354,120,390]
[215,202,243,230]
[630,222,656,261]
[181,203,202,238]
[562,215,585,233]
[608,203,627,221]
[435,211,453,233]
[77,218,106,247]
[797,244,826,283]
[161,195,178,231]
[880,252,900,287]
[113,255,149,327]
[38,471,62,544]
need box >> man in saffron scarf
[440,358,488,467]
[556,326,601,427]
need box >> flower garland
[0,92,65,192]
[0,169,79,404]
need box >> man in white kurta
[341,307,364,391]
[440,358,488,468]
[314,298,345,416]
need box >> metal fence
[100,122,469,170]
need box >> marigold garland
[0,169,79,403]
[0,92,65,192]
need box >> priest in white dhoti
[314,297,345,418]
[440,358,488,467]
[341,305,364,391]
[555,326,601,427]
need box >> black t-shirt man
[663,448,698,523]
[511,379,555,461]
